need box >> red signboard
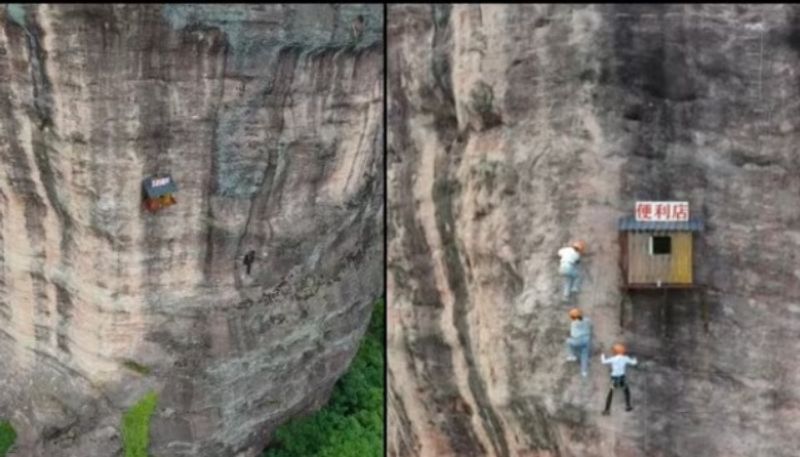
[635,201,689,222]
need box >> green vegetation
[470,80,495,115]
[264,299,384,457]
[6,4,27,27]
[0,421,16,457]
[122,359,152,376]
[122,391,158,457]
[469,80,502,129]
[472,156,504,191]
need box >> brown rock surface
[388,4,800,457]
[0,4,383,456]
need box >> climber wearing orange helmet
[600,343,638,415]
[557,240,585,300]
[565,308,593,377]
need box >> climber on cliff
[565,308,592,378]
[601,343,638,415]
[351,14,365,42]
[557,240,585,300]
[243,250,256,275]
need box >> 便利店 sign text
[151,177,171,187]
[635,201,689,222]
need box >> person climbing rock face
[601,343,638,415]
[243,250,256,275]
[557,240,585,300]
[351,14,365,41]
[565,308,592,377]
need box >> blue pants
[560,263,581,298]
[566,337,591,375]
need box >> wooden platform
[623,283,695,290]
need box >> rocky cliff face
[388,4,800,457]
[0,4,383,456]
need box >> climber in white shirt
[557,240,585,300]
[601,343,638,415]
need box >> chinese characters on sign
[152,177,171,187]
[635,201,689,222]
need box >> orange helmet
[569,308,582,319]
[572,240,586,253]
[612,343,626,355]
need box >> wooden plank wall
[627,232,693,284]
[671,232,693,283]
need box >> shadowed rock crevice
[387,7,491,455]
[433,158,511,457]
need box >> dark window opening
[651,236,671,255]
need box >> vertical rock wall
[388,4,800,457]
[0,4,383,456]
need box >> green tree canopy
[264,299,384,457]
